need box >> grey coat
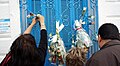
[86,40,120,66]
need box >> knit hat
[98,23,119,40]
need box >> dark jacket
[86,40,120,66]
[37,29,48,66]
[0,30,47,66]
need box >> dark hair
[66,47,86,66]
[8,34,41,66]
[98,23,119,40]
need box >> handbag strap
[1,52,11,66]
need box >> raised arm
[37,14,48,64]
[23,18,37,34]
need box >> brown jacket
[86,40,120,66]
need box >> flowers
[48,21,66,65]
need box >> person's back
[6,34,43,66]
[86,40,120,66]
[0,14,47,66]
[86,23,120,66]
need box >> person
[118,33,120,41]
[0,14,47,66]
[86,23,120,66]
[66,47,86,66]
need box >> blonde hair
[66,47,86,66]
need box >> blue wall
[20,0,99,66]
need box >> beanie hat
[98,23,119,40]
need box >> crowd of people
[0,14,120,66]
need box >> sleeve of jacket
[38,29,48,64]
